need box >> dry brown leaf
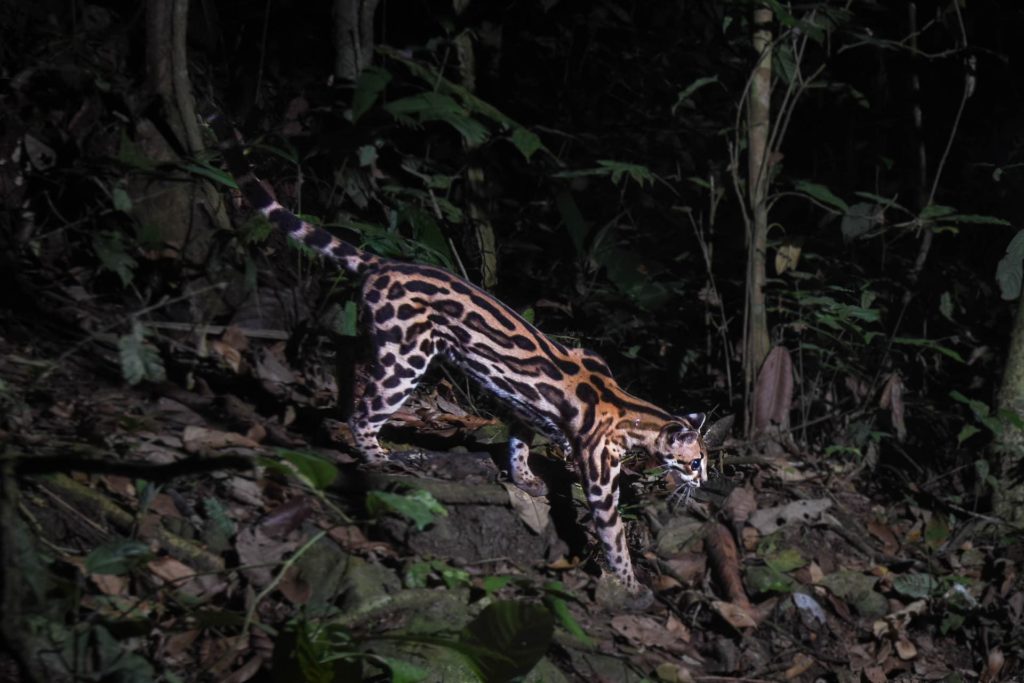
[211,339,243,373]
[753,345,793,433]
[895,637,917,660]
[775,241,802,275]
[723,486,757,527]
[784,652,814,679]
[91,573,127,596]
[867,518,900,555]
[710,600,758,630]
[981,647,1005,683]
[872,599,927,639]
[502,482,552,534]
[706,522,750,608]
[278,565,312,605]
[148,556,225,598]
[183,425,260,452]
[879,373,907,441]
[740,526,759,551]
[664,552,706,585]
[611,614,691,653]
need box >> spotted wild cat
[206,113,707,609]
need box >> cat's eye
[689,458,702,472]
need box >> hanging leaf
[753,346,793,433]
[795,180,848,212]
[118,321,166,385]
[671,75,720,114]
[996,230,1024,300]
[508,127,543,161]
[878,373,907,442]
[93,231,137,287]
[840,202,882,242]
[352,66,392,122]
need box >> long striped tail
[205,112,380,275]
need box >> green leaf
[93,231,137,287]
[892,573,938,599]
[112,186,133,213]
[85,539,153,575]
[795,180,848,212]
[818,570,887,617]
[671,75,719,114]
[542,582,592,645]
[949,391,991,419]
[891,337,964,363]
[366,488,448,531]
[997,230,1024,300]
[919,204,956,219]
[279,449,338,490]
[183,161,237,188]
[352,66,392,122]
[957,424,981,445]
[946,213,1010,226]
[378,657,429,683]
[597,159,655,187]
[925,514,950,549]
[765,548,806,573]
[746,565,795,594]
[458,601,554,682]
[508,127,543,161]
[481,575,514,596]
[841,202,882,242]
[118,321,166,385]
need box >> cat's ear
[685,412,706,430]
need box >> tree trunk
[745,6,773,434]
[333,0,381,83]
[993,294,1024,524]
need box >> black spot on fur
[382,375,402,389]
[303,227,332,249]
[374,303,395,324]
[268,208,303,235]
[409,355,426,369]
[397,304,420,320]
[405,280,444,295]
[387,282,407,300]
[575,383,598,405]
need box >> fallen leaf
[183,425,260,452]
[895,637,917,660]
[723,486,757,527]
[749,498,832,535]
[502,482,552,534]
[710,600,758,630]
[706,522,750,608]
[784,652,814,679]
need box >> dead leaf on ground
[502,482,552,534]
[723,486,757,528]
[705,522,750,608]
[611,614,691,653]
[710,600,758,630]
[183,425,261,452]
[748,498,832,535]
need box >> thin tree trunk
[993,293,1024,524]
[745,6,773,434]
[333,0,381,83]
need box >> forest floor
[1,287,1020,683]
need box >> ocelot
[206,113,707,609]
